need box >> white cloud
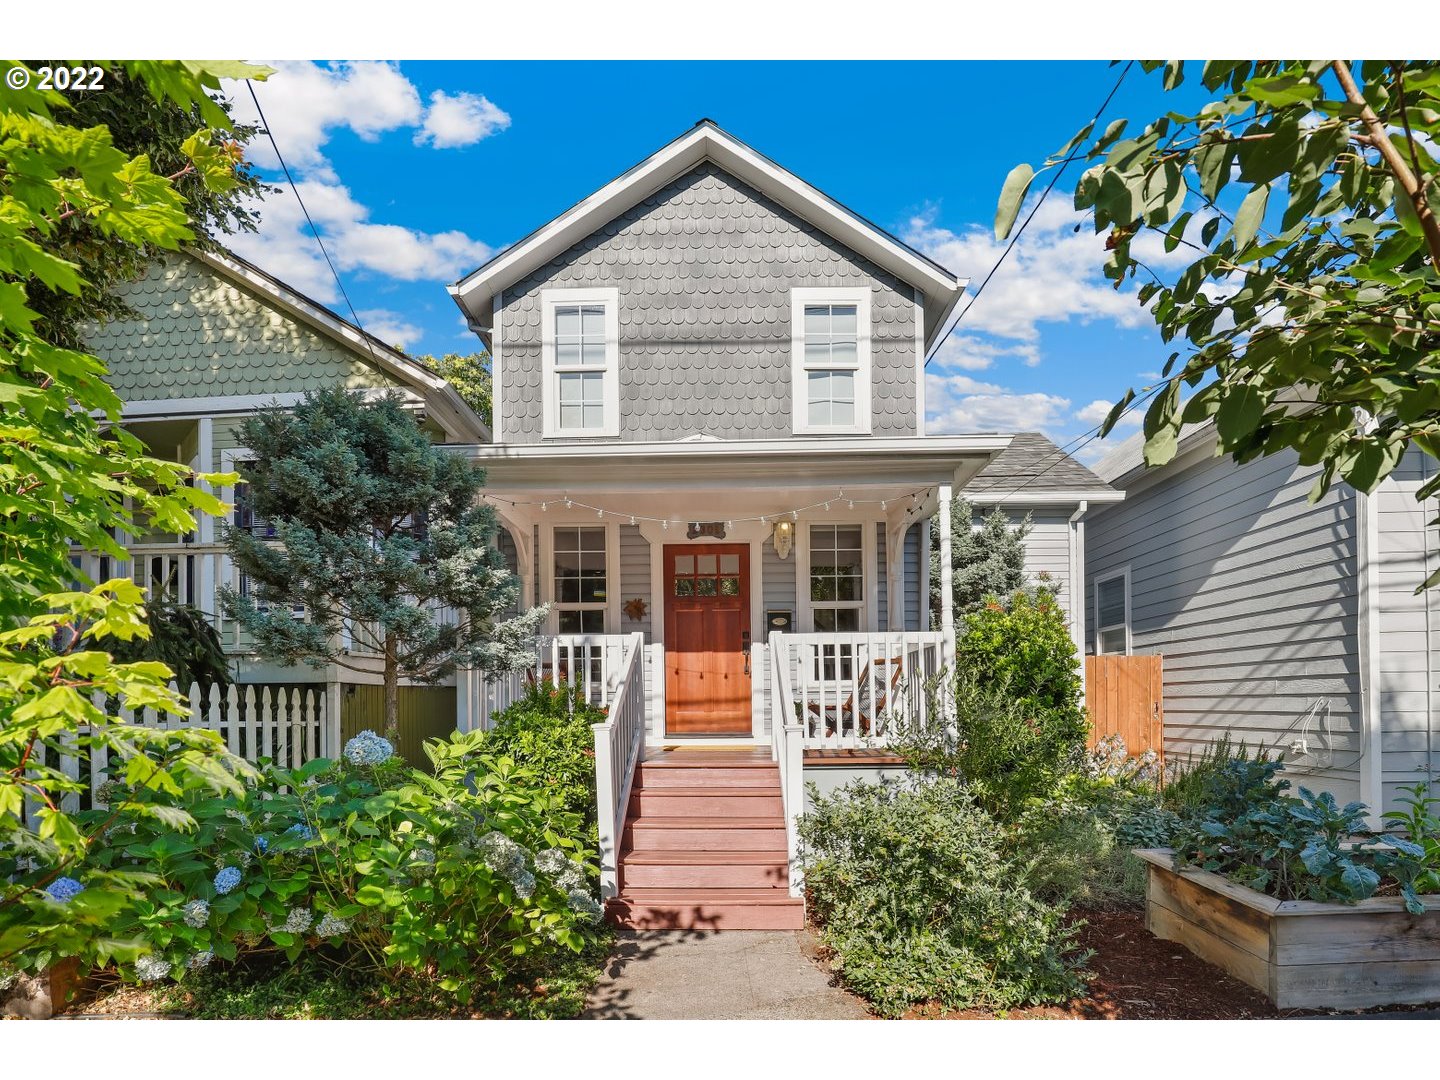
[416,91,511,149]
[357,309,424,351]
[1075,397,1142,429]
[227,179,492,303]
[231,62,425,175]
[927,334,1040,371]
[926,373,1071,435]
[904,200,1154,345]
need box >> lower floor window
[553,526,607,634]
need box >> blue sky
[225,61,1201,462]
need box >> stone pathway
[583,930,869,1020]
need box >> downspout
[1356,485,1384,827]
[1069,501,1088,709]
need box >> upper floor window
[1094,568,1130,655]
[542,288,620,438]
[791,288,872,435]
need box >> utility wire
[245,79,387,373]
[926,60,1134,369]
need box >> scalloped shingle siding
[500,163,919,442]
[87,253,386,401]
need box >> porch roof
[459,434,1012,493]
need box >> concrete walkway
[583,930,869,1019]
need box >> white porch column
[938,482,955,662]
[195,418,216,621]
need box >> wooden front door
[664,544,751,734]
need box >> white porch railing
[592,632,647,900]
[455,634,637,732]
[767,631,946,748]
[767,644,806,897]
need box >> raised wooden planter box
[1136,848,1440,1011]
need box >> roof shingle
[966,431,1116,497]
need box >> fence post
[324,679,343,759]
[593,719,618,900]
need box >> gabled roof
[1092,421,1218,487]
[965,431,1122,504]
[449,120,967,352]
[186,248,490,442]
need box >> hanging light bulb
[540,502,548,512]
[565,497,572,509]
[760,515,767,525]
[824,502,830,511]
[597,507,604,518]
[662,520,669,530]
[848,500,855,510]
[725,520,733,531]
[880,500,887,511]
[791,509,799,521]
[629,515,636,526]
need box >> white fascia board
[966,489,1125,506]
[114,388,424,420]
[454,434,1010,492]
[189,248,490,442]
[449,123,964,349]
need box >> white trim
[449,121,965,353]
[938,483,954,659]
[790,287,872,436]
[913,284,926,437]
[492,291,504,442]
[541,287,621,440]
[1092,565,1131,656]
[967,489,1124,506]
[1356,487,1384,828]
[1068,501,1088,686]
[117,389,423,420]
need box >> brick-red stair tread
[622,849,786,865]
[639,757,777,770]
[614,887,801,905]
[626,815,785,829]
[632,784,778,797]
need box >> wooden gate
[1085,654,1164,759]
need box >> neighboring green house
[79,247,489,755]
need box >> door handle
[742,630,751,675]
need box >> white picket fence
[19,681,337,824]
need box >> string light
[540,502,547,512]
[476,487,934,528]
[596,507,603,518]
[848,500,855,510]
[629,515,636,526]
[564,497,572,509]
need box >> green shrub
[894,672,1082,820]
[799,777,1088,1017]
[77,728,605,1001]
[1159,732,1271,815]
[483,679,603,835]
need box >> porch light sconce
[772,519,794,560]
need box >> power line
[244,79,386,372]
[926,61,1134,369]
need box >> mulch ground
[891,908,1440,1019]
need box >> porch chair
[806,653,906,740]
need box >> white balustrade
[590,632,646,901]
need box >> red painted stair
[607,750,803,930]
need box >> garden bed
[1136,848,1440,1010]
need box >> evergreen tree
[220,388,544,740]
[929,498,1033,620]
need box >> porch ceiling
[462,434,1011,494]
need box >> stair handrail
[767,632,806,897]
[591,631,647,901]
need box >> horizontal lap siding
[876,525,887,632]
[618,525,653,640]
[904,524,922,631]
[1086,448,1362,801]
[1377,448,1440,807]
[763,537,796,630]
[987,507,1073,620]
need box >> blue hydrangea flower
[284,823,313,841]
[181,899,210,928]
[214,866,242,895]
[135,955,172,982]
[46,877,84,903]
[254,835,269,854]
[316,912,350,937]
[187,950,214,972]
[343,730,394,766]
[567,890,604,922]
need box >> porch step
[628,786,783,817]
[623,817,786,852]
[633,764,779,788]
[610,752,798,930]
[606,889,805,931]
[620,850,789,889]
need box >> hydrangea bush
[75,728,604,1002]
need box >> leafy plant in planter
[1173,780,1430,913]
[1383,781,1440,896]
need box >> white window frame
[220,447,306,622]
[541,287,620,439]
[1093,566,1131,655]
[542,520,620,635]
[791,286,872,436]
[799,521,872,633]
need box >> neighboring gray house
[1086,422,1440,818]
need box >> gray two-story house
[446,121,1119,926]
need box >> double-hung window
[1094,569,1130,654]
[809,524,865,632]
[552,526,609,634]
[543,288,620,438]
[791,288,871,435]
